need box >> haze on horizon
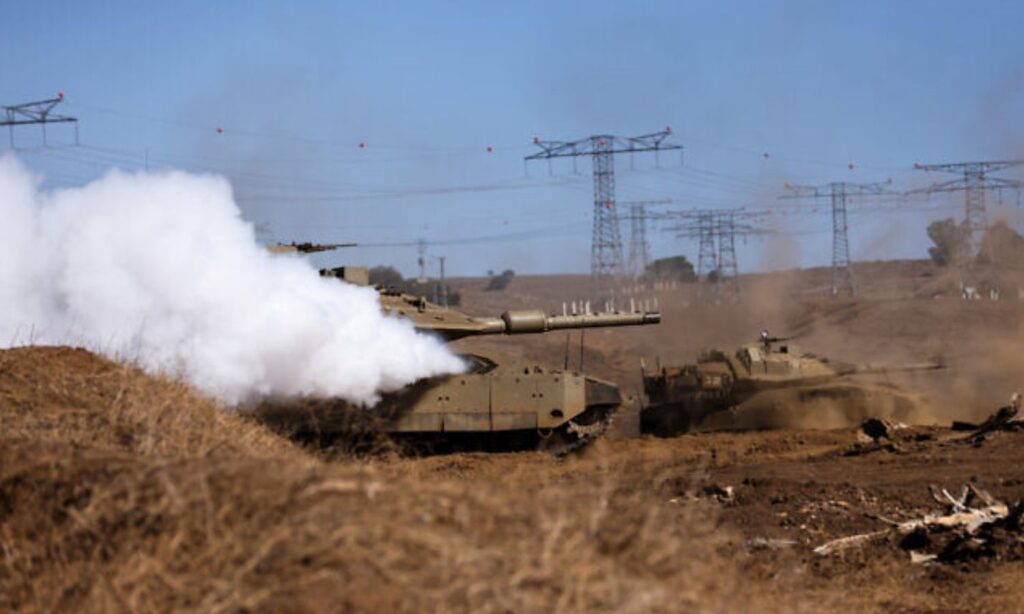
[2,0,1022,278]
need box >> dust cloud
[0,155,464,405]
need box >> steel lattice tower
[910,161,1024,260]
[619,199,671,278]
[1,94,78,146]
[669,209,768,302]
[830,183,854,296]
[590,137,623,277]
[627,203,650,277]
[526,129,681,287]
[716,212,739,301]
[782,181,894,296]
[696,212,717,297]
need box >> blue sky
[3,1,1023,277]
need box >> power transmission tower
[717,212,740,300]
[617,199,671,277]
[2,94,78,147]
[667,209,769,302]
[627,203,649,277]
[781,181,894,296]
[909,160,1024,260]
[695,212,717,297]
[526,129,681,289]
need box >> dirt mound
[0,346,298,459]
[0,347,758,612]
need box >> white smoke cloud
[0,155,464,405]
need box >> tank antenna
[564,334,571,370]
[579,329,586,372]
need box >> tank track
[549,404,619,458]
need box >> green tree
[926,218,969,266]
[485,269,516,291]
[644,256,696,282]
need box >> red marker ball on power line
[763,151,770,159]
[487,145,494,153]
[58,91,65,99]
[665,124,673,134]
[533,135,540,144]
[848,162,855,170]
[216,127,224,134]
[359,141,366,149]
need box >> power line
[781,180,896,296]
[525,128,681,290]
[618,199,672,277]
[908,160,1024,261]
[2,94,78,147]
[664,208,771,302]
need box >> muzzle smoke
[0,155,464,404]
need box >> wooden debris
[813,530,888,556]
[909,551,937,564]
[953,393,1024,439]
[746,537,798,551]
[813,482,1023,564]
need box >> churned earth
[2,259,1023,612]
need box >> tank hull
[641,382,924,436]
[253,355,622,454]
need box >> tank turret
[640,332,943,436]
[255,275,661,456]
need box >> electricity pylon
[909,160,1024,260]
[781,181,894,296]
[667,208,769,302]
[526,129,681,289]
[1,94,78,146]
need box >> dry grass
[0,346,763,613]
[0,346,299,460]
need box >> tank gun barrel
[267,241,358,254]
[835,361,945,376]
[470,309,660,336]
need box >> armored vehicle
[640,332,942,436]
[265,241,357,254]
[258,266,660,454]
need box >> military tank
[640,331,942,436]
[257,266,661,455]
[265,241,357,254]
